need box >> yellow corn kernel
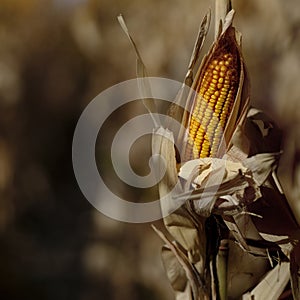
[220,65,227,72]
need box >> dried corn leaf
[152,225,208,300]
[117,14,158,121]
[184,10,211,88]
[216,239,229,300]
[214,0,232,39]
[161,245,188,292]
[242,152,281,186]
[226,240,269,298]
[152,128,177,188]
[242,261,290,300]
[241,108,282,156]
[166,11,211,138]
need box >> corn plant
[119,0,300,299]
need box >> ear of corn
[183,26,247,161]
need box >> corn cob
[184,27,240,160]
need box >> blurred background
[0,0,299,299]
